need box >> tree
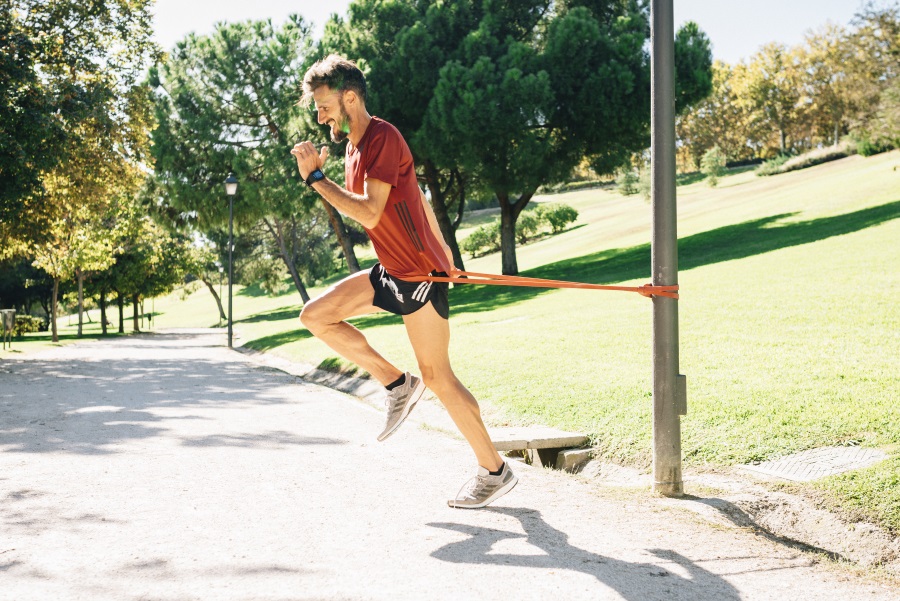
[676,61,762,168]
[421,2,712,274]
[735,42,806,155]
[150,17,357,303]
[700,145,726,186]
[796,23,855,146]
[0,0,158,251]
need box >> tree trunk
[100,289,108,336]
[834,120,840,146]
[263,218,311,303]
[132,294,140,333]
[201,277,227,321]
[498,192,535,276]
[77,269,84,337]
[51,278,59,343]
[116,292,124,334]
[423,160,466,271]
[321,202,360,273]
[779,128,787,154]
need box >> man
[291,55,517,509]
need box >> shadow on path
[0,345,348,455]
[428,507,742,600]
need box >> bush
[460,203,579,257]
[755,154,791,177]
[700,145,727,186]
[539,203,579,233]
[461,221,501,258]
[515,212,541,244]
[856,136,894,157]
[757,142,856,177]
[616,170,640,195]
[12,314,46,337]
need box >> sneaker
[376,372,425,441]
[448,462,518,509]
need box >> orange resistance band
[405,270,679,300]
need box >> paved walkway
[0,333,895,600]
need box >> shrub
[540,203,579,233]
[856,136,893,157]
[616,170,639,195]
[461,221,501,258]
[515,212,541,244]
[12,314,46,337]
[700,145,727,186]
[755,154,791,177]
[756,142,856,177]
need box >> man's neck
[349,111,373,147]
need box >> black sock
[488,464,505,477]
[386,373,406,391]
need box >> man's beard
[330,99,351,143]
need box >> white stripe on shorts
[412,281,431,302]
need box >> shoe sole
[376,379,425,442]
[448,474,519,509]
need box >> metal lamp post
[650,0,686,497]
[224,173,238,348]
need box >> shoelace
[454,474,487,502]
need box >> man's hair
[300,54,367,107]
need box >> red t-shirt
[345,117,451,279]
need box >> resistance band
[406,269,679,300]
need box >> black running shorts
[368,263,450,320]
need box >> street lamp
[224,173,238,348]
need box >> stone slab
[489,426,589,452]
[739,446,887,482]
[555,448,593,472]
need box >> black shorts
[369,263,450,320]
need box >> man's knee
[299,299,329,332]
[420,367,455,394]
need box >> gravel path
[0,332,895,600]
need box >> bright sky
[152,0,865,64]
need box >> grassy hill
[36,150,900,533]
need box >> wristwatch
[305,169,326,187]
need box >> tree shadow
[0,345,349,454]
[238,306,303,323]
[428,506,741,600]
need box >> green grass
[146,151,900,532]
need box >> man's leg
[402,303,503,472]
[300,270,402,387]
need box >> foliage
[461,222,502,258]
[339,1,712,275]
[150,17,350,302]
[515,212,542,245]
[755,154,792,177]
[616,170,640,196]
[0,0,159,249]
[700,145,727,186]
[538,203,580,234]
[12,314,45,337]
[756,142,857,177]
[461,203,578,257]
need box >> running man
[291,55,517,509]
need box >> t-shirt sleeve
[364,125,401,188]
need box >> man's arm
[310,176,390,230]
[291,141,390,229]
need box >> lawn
[88,151,900,532]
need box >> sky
[152,0,866,65]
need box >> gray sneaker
[377,373,425,441]
[448,462,518,509]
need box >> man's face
[313,86,351,143]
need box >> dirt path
[0,332,895,600]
